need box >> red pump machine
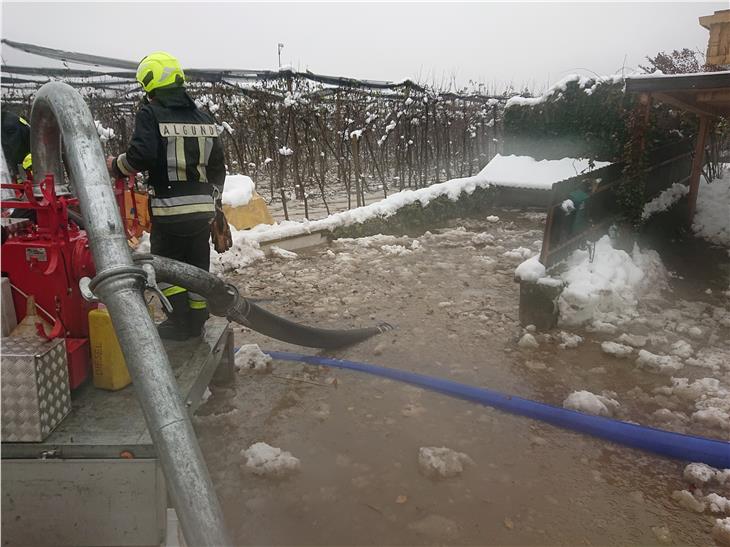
[1,175,139,388]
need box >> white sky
[1,1,726,92]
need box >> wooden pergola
[626,71,730,222]
[625,71,730,220]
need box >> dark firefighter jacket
[111,88,225,224]
[1,110,31,177]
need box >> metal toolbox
[1,336,71,442]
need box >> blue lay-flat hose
[265,351,730,469]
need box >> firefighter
[1,109,32,179]
[107,52,226,341]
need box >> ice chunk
[711,517,730,546]
[670,340,693,359]
[563,390,619,417]
[705,493,730,514]
[504,247,534,260]
[635,350,683,374]
[241,442,300,477]
[671,490,706,512]
[692,408,730,430]
[234,344,272,373]
[418,446,473,478]
[518,333,539,349]
[617,333,647,348]
[684,463,719,486]
[486,215,500,223]
[559,331,583,349]
[601,341,633,358]
[270,246,299,259]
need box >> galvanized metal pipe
[30,82,230,547]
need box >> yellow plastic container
[88,306,131,391]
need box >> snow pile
[692,171,730,247]
[478,154,610,190]
[234,344,272,373]
[241,442,300,477]
[641,183,689,221]
[222,174,256,207]
[601,341,633,358]
[558,236,667,326]
[514,255,546,282]
[210,231,265,274]
[418,446,473,478]
[562,390,619,417]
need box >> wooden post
[350,135,363,208]
[687,115,709,223]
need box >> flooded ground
[194,210,730,546]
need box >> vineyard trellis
[1,39,511,219]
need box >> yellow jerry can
[88,306,131,391]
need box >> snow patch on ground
[418,446,474,478]
[241,442,300,477]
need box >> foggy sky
[1,2,725,92]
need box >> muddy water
[195,211,729,546]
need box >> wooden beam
[696,89,730,102]
[653,92,719,118]
[687,116,710,222]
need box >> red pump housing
[1,176,96,388]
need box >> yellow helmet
[136,51,185,93]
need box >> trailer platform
[1,319,234,546]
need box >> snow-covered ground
[192,209,729,545]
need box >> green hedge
[503,78,695,162]
[330,186,498,238]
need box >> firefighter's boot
[188,307,209,338]
[157,291,192,341]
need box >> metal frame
[1,321,234,546]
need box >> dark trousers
[150,219,211,325]
[150,219,211,272]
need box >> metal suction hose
[30,82,230,546]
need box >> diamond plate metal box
[1,337,71,442]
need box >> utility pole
[278,43,284,68]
